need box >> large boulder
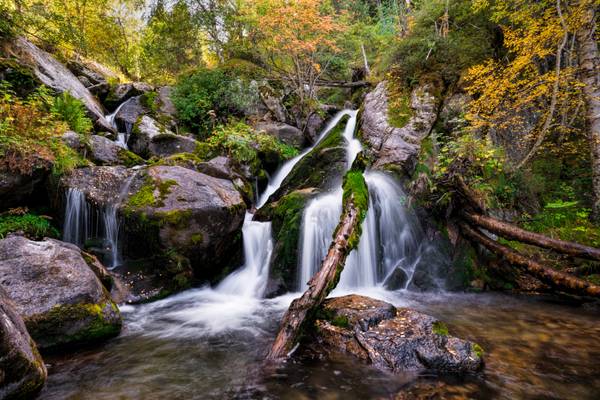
[104,82,153,112]
[314,295,483,374]
[256,122,305,149]
[0,236,122,350]
[265,115,349,204]
[361,82,439,174]
[122,166,246,275]
[88,135,144,167]
[110,96,147,134]
[128,116,198,158]
[0,286,47,400]
[6,37,113,133]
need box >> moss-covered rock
[265,115,349,204]
[0,236,122,350]
[256,188,317,296]
[0,286,47,399]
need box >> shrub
[172,67,260,138]
[197,121,298,173]
[0,84,87,176]
[0,210,59,240]
[51,92,93,135]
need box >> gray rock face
[0,169,46,211]
[361,82,439,174]
[129,116,198,158]
[112,96,147,133]
[0,286,47,400]
[157,86,177,119]
[0,236,122,349]
[60,166,133,206]
[105,82,153,112]
[314,295,483,374]
[196,156,237,180]
[88,135,142,167]
[9,37,113,133]
[256,122,305,148]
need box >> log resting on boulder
[361,81,439,173]
[314,295,483,374]
[267,170,368,360]
[0,235,122,350]
[0,286,47,399]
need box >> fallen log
[463,213,600,261]
[460,222,600,298]
[266,170,369,360]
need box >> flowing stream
[46,111,600,399]
[106,101,132,149]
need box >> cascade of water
[216,110,359,298]
[106,101,130,150]
[103,173,137,269]
[63,188,91,245]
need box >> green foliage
[384,0,496,85]
[0,84,87,176]
[0,212,59,240]
[432,320,449,336]
[172,68,260,137]
[472,343,484,358]
[51,92,93,135]
[196,121,298,174]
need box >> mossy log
[266,170,369,360]
[463,213,600,261]
[460,222,600,298]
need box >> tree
[245,0,345,114]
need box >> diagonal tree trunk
[576,1,600,221]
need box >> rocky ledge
[313,295,483,374]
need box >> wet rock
[62,130,84,150]
[255,188,317,296]
[0,285,47,399]
[112,96,147,133]
[256,122,305,149]
[7,37,113,133]
[0,235,122,350]
[266,115,349,203]
[128,116,199,159]
[314,295,483,374]
[361,82,439,174]
[88,135,143,167]
[383,267,409,290]
[0,169,46,211]
[60,166,134,206]
[104,82,153,112]
[156,86,177,120]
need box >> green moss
[117,148,144,167]
[127,175,178,209]
[157,209,193,228]
[432,321,449,336]
[0,212,59,240]
[472,343,485,358]
[388,90,412,128]
[341,170,369,249]
[25,300,121,349]
[190,232,203,245]
[315,307,351,329]
[140,91,159,114]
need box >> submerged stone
[314,295,483,374]
[0,235,122,350]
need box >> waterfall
[216,110,359,298]
[62,172,137,269]
[106,101,130,150]
[63,188,92,246]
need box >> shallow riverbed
[40,289,600,399]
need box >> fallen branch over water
[460,222,600,298]
[266,170,369,360]
[463,213,600,261]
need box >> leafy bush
[0,210,59,240]
[197,121,298,173]
[172,67,260,138]
[51,92,93,135]
[0,84,87,175]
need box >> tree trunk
[266,185,365,360]
[576,1,600,220]
[463,213,600,261]
[460,223,600,297]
